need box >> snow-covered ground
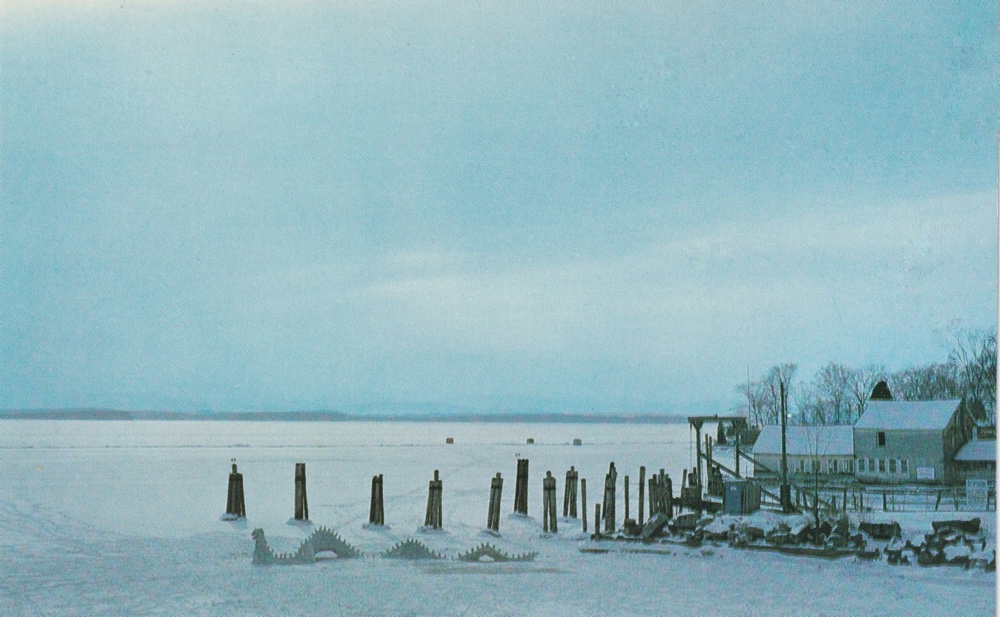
[0,420,994,616]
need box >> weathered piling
[487,472,503,532]
[369,474,384,525]
[225,460,246,519]
[624,475,630,523]
[294,463,309,521]
[581,478,588,532]
[603,462,617,533]
[542,471,558,533]
[563,466,579,518]
[638,466,645,526]
[425,470,443,529]
[514,458,529,515]
[594,503,601,537]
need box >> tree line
[735,327,997,427]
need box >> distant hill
[0,408,688,424]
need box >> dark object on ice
[684,530,704,547]
[424,470,443,529]
[369,474,385,526]
[931,518,981,535]
[869,381,893,400]
[294,462,309,522]
[384,539,444,560]
[640,512,670,540]
[859,521,900,540]
[224,460,246,519]
[986,551,996,572]
[486,472,503,532]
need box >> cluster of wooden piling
[369,474,385,525]
[563,466,579,518]
[486,473,503,532]
[424,470,443,529]
[648,468,674,518]
[513,458,529,515]
[294,462,309,522]
[225,460,246,519]
[542,471,558,533]
[602,462,618,533]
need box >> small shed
[953,438,996,483]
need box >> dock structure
[686,415,749,490]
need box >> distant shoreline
[0,409,690,424]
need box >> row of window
[792,458,855,474]
[857,457,909,475]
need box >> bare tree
[847,364,886,424]
[948,327,997,423]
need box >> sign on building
[966,479,989,510]
[916,467,935,481]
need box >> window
[830,459,838,473]
[812,459,820,473]
[889,459,896,473]
[858,458,866,473]
[869,458,875,473]
[796,459,804,473]
[846,459,854,474]
[878,459,886,473]
[877,432,886,447]
[900,459,908,474]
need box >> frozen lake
[0,420,994,617]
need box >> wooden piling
[594,503,601,537]
[487,472,503,532]
[543,471,557,533]
[563,466,578,518]
[624,475,630,523]
[638,466,645,526]
[425,470,443,529]
[226,461,246,518]
[514,458,529,515]
[581,478,587,532]
[369,474,384,525]
[294,463,309,521]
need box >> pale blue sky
[1,1,997,413]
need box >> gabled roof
[752,424,854,457]
[954,439,996,463]
[854,399,962,431]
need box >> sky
[1,1,997,414]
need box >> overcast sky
[1,1,997,414]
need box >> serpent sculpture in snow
[252,527,362,565]
[454,543,537,562]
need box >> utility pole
[780,380,792,512]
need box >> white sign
[967,479,989,510]
[916,467,935,481]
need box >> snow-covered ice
[0,420,994,616]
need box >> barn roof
[854,399,962,431]
[954,439,996,463]
[752,424,854,457]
